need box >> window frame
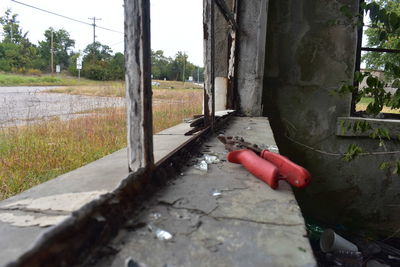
[352,0,400,119]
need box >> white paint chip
[2,191,107,212]
[0,213,67,227]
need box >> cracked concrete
[93,117,316,267]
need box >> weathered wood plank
[203,0,215,129]
[227,0,239,110]
[125,0,154,171]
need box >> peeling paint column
[236,0,269,116]
[203,0,216,127]
[125,0,154,171]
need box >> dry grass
[0,89,203,200]
[0,111,126,200]
[44,80,202,97]
[153,90,202,132]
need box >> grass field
[356,97,400,114]
[0,86,203,200]
[0,73,122,86]
[44,79,203,97]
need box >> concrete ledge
[93,117,316,267]
[0,122,195,266]
[0,117,315,266]
[336,116,400,139]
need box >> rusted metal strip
[214,0,238,31]
[125,0,154,172]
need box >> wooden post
[124,0,154,171]
[203,0,215,129]
[227,0,239,110]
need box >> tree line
[0,9,204,82]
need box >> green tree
[37,28,75,71]
[172,51,188,81]
[151,49,203,82]
[83,41,112,63]
[362,0,400,79]
[0,9,27,44]
[108,52,125,80]
[0,9,39,72]
[151,50,171,79]
[78,42,124,81]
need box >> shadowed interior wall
[263,0,400,235]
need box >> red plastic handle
[260,150,310,188]
[227,149,279,189]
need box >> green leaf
[368,2,380,22]
[339,5,353,19]
[392,79,400,89]
[379,162,390,170]
[393,162,400,175]
[369,128,391,140]
[340,120,347,135]
[366,76,378,87]
[354,71,365,83]
[343,144,363,162]
[389,12,400,30]
[379,30,388,41]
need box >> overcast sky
[1,0,204,66]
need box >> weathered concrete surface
[93,117,315,267]
[237,0,269,116]
[0,86,125,127]
[336,117,400,139]
[0,122,194,266]
[263,0,400,235]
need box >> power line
[10,0,123,34]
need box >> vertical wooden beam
[125,0,154,171]
[203,0,215,129]
[227,0,239,110]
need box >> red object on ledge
[227,149,311,189]
[218,135,311,189]
[260,150,311,188]
[227,149,280,189]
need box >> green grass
[0,89,203,200]
[0,73,123,86]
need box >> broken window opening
[352,0,400,119]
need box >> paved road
[0,86,126,127]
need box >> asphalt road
[0,86,126,127]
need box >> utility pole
[182,54,186,87]
[9,17,13,43]
[88,17,101,63]
[50,29,54,74]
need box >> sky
[0,0,204,66]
